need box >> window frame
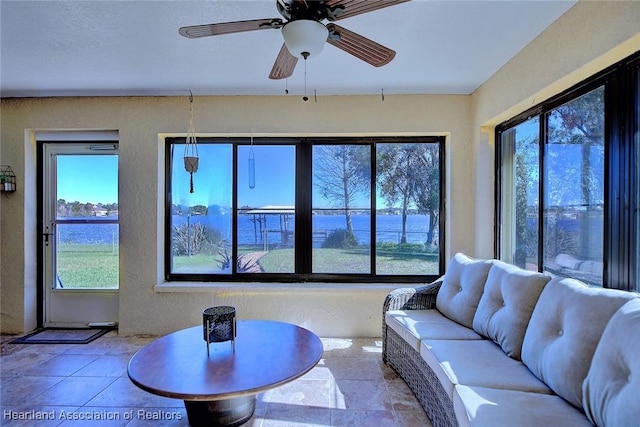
[165,136,446,283]
[496,50,640,292]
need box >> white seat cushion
[436,253,494,328]
[386,309,482,350]
[582,298,640,427]
[472,260,550,360]
[453,385,592,427]
[420,339,551,399]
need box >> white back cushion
[436,253,493,328]
[582,298,640,426]
[521,277,636,408]
[472,261,550,360]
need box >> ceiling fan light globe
[282,19,328,59]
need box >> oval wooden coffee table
[128,320,323,427]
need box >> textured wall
[473,0,640,127]
[1,94,472,336]
[470,0,640,259]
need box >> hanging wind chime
[184,91,199,193]
[248,133,256,189]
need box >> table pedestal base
[184,395,256,427]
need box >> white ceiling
[0,0,577,98]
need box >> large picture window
[543,88,604,286]
[499,117,540,271]
[312,144,371,275]
[497,51,640,292]
[166,137,445,283]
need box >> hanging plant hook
[184,90,199,193]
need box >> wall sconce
[0,165,16,193]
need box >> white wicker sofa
[382,253,640,427]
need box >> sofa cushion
[582,298,640,427]
[472,260,550,360]
[386,310,482,350]
[420,339,551,399]
[521,277,636,408]
[436,253,494,328]
[453,385,592,427]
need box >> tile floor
[0,331,432,426]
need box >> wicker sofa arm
[382,276,444,364]
[382,276,444,312]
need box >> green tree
[414,145,440,246]
[191,205,208,215]
[512,128,539,268]
[377,143,440,245]
[313,145,370,235]
[547,87,604,207]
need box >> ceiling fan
[179,0,410,80]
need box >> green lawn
[57,244,118,289]
[173,248,438,275]
[262,248,438,275]
[375,251,439,275]
[61,244,438,285]
[258,249,294,273]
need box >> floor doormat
[10,327,114,344]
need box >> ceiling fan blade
[269,43,298,80]
[326,24,395,67]
[179,18,283,38]
[324,0,411,21]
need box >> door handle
[43,226,54,246]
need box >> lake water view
[56,214,433,249]
[173,213,433,248]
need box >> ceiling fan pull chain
[303,59,309,102]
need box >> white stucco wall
[470,0,640,258]
[1,94,473,336]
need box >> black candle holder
[203,306,236,355]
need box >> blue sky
[512,115,604,207]
[57,155,118,204]
[172,144,378,209]
[173,144,297,208]
[56,147,301,208]
[56,144,390,209]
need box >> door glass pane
[544,86,604,286]
[55,154,118,289]
[376,143,440,275]
[170,144,233,274]
[501,117,540,270]
[56,224,119,289]
[237,145,295,273]
[312,145,371,274]
[56,155,118,219]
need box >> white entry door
[42,142,119,328]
